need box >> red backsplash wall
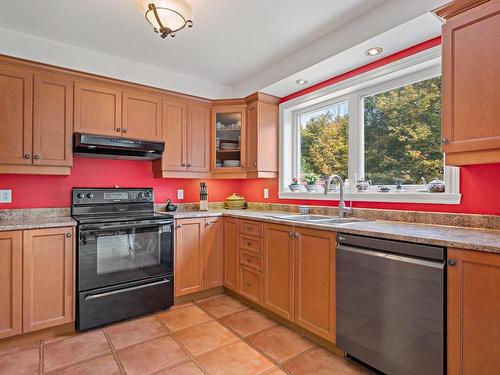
[0,157,240,209]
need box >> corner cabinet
[447,248,500,374]
[437,0,500,165]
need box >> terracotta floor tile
[157,305,213,331]
[247,325,315,364]
[106,315,168,349]
[0,347,40,374]
[196,294,248,318]
[117,335,189,375]
[43,330,111,372]
[197,341,275,375]
[175,320,239,356]
[43,333,78,346]
[170,301,195,310]
[263,368,288,375]
[158,360,204,375]
[50,354,121,375]
[0,340,40,357]
[219,309,277,337]
[283,347,370,375]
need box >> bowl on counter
[225,193,246,209]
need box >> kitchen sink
[266,214,363,224]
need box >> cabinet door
[175,219,205,297]
[223,218,239,291]
[162,99,187,171]
[240,266,262,304]
[294,228,336,342]
[0,65,33,165]
[448,248,500,374]
[263,223,294,320]
[245,102,258,172]
[74,82,122,137]
[23,227,74,333]
[0,231,22,339]
[442,2,500,159]
[33,74,73,167]
[123,91,162,141]
[204,217,224,289]
[187,104,210,172]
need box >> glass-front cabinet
[211,105,247,176]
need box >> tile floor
[0,294,370,375]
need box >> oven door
[78,219,173,291]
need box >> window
[280,48,461,204]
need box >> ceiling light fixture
[295,79,309,86]
[365,47,383,56]
[145,1,193,39]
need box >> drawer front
[240,220,263,237]
[240,235,262,253]
[240,266,262,304]
[240,250,263,271]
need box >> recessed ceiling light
[365,47,383,56]
[295,79,309,86]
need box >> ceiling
[0,0,448,99]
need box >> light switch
[263,188,269,199]
[0,190,12,203]
[177,189,184,200]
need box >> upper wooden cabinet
[123,90,162,141]
[74,82,122,137]
[447,248,500,374]
[153,99,211,178]
[0,231,22,339]
[437,0,500,165]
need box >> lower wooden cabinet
[223,217,239,291]
[294,228,336,342]
[447,248,500,374]
[175,217,224,297]
[0,227,74,339]
[0,231,22,339]
[240,266,262,304]
[22,227,74,333]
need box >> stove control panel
[72,188,154,205]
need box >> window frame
[279,47,461,204]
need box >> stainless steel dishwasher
[336,234,445,375]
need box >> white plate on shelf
[220,143,239,150]
[223,160,240,167]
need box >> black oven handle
[81,220,173,232]
[84,277,171,301]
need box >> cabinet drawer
[240,266,262,304]
[240,235,262,253]
[240,250,262,271]
[240,220,263,237]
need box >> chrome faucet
[324,175,352,218]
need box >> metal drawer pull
[84,279,170,300]
[24,154,31,159]
[247,257,252,263]
[66,233,72,238]
[247,241,252,247]
[246,281,252,287]
[448,259,456,266]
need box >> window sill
[278,191,462,205]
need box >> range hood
[74,133,164,160]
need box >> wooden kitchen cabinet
[437,0,500,165]
[22,227,74,333]
[294,227,336,342]
[175,218,205,297]
[153,99,211,178]
[0,231,22,339]
[204,217,224,289]
[447,248,500,374]
[240,265,262,304]
[262,223,295,320]
[74,82,122,137]
[122,90,162,141]
[223,217,239,291]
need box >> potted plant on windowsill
[288,177,303,192]
[303,173,321,192]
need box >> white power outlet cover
[177,189,184,200]
[0,190,12,203]
[264,188,269,199]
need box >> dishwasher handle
[337,244,445,269]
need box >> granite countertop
[168,209,500,254]
[0,216,77,231]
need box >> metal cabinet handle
[176,224,183,229]
[123,128,128,133]
[441,137,449,144]
[247,241,252,247]
[294,232,300,238]
[253,162,257,167]
[33,155,40,160]
[246,281,252,287]
[288,232,294,238]
[116,128,121,132]
[24,153,31,159]
[187,163,191,167]
[66,233,72,238]
[448,259,456,266]
[247,257,252,263]
[247,225,253,231]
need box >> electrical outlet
[263,188,269,199]
[177,189,184,200]
[0,190,12,203]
